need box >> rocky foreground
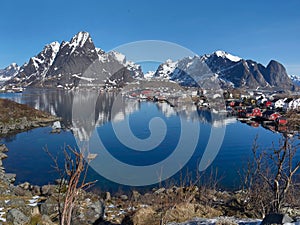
[0,143,104,225]
[0,98,59,136]
[0,142,300,225]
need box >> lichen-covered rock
[72,197,105,225]
[40,196,60,217]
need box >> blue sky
[0,0,299,75]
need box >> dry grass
[0,98,51,123]
[285,110,300,130]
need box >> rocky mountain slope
[2,32,142,89]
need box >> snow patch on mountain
[215,50,241,62]
[72,74,95,82]
[69,31,90,50]
[155,59,178,79]
[0,76,13,82]
[109,51,126,64]
[144,71,155,79]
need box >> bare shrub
[46,145,96,225]
[240,135,300,217]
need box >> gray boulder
[40,196,61,216]
[72,198,104,225]
[4,173,16,183]
[6,208,30,225]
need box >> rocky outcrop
[6,208,31,225]
[265,60,295,90]
[0,98,59,136]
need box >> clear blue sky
[0,0,299,75]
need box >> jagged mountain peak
[57,31,94,56]
[6,63,20,71]
[48,41,60,53]
[69,31,91,49]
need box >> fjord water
[0,89,287,192]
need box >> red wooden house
[262,110,281,121]
[276,117,288,125]
[246,107,263,118]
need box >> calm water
[0,89,295,192]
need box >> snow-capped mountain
[3,32,142,89]
[9,41,60,87]
[1,32,296,92]
[154,51,295,91]
[0,63,20,83]
[289,75,300,86]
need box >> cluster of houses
[122,87,199,104]
[122,86,300,133]
[225,90,300,133]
